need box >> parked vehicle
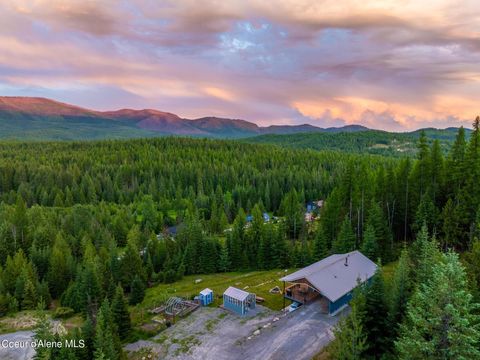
[288,302,302,312]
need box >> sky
[1,0,479,130]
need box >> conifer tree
[332,216,355,253]
[363,266,390,357]
[94,300,119,360]
[21,277,37,310]
[218,244,230,272]
[111,285,131,340]
[330,287,367,359]
[388,248,412,341]
[396,252,480,359]
[120,238,146,289]
[360,224,378,261]
[313,225,329,260]
[129,276,145,305]
[280,189,304,239]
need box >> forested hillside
[245,127,467,156]
[0,119,479,359]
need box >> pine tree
[94,300,119,360]
[120,238,146,289]
[463,238,480,301]
[111,285,131,340]
[47,233,74,298]
[409,224,440,286]
[332,216,355,253]
[21,278,37,310]
[313,225,329,260]
[280,189,304,239]
[396,252,480,359]
[218,244,230,272]
[11,195,28,251]
[272,223,288,268]
[330,287,367,359]
[129,276,145,305]
[366,202,393,261]
[363,266,390,357]
[360,224,378,261]
[388,248,412,342]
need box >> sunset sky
[1,0,479,130]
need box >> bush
[53,306,74,319]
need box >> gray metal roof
[280,250,377,302]
[223,286,250,301]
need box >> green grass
[132,269,295,325]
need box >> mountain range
[0,96,368,140]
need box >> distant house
[223,286,256,316]
[246,213,270,223]
[280,251,377,316]
[304,212,314,222]
[263,212,270,222]
[199,288,214,306]
[156,225,179,240]
[306,202,315,212]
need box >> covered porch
[284,282,320,304]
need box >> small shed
[223,286,256,316]
[199,288,214,306]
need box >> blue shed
[281,251,377,316]
[199,288,213,306]
[223,287,256,316]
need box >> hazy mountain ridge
[0,96,468,142]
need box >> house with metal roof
[280,250,377,316]
[223,286,256,316]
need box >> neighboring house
[199,288,214,306]
[263,212,270,222]
[156,225,179,240]
[304,212,314,222]
[246,213,271,223]
[223,286,256,316]
[280,251,377,316]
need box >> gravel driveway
[0,331,35,360]
[125,301,342,360]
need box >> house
[156,225,179,240]
[304,212,314,222]
[263,212,270,222]
[223,286,256,316]
[280,251,377,316]
[246,213,270,223]
[199,288,214,306]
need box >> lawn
[131,269,296,325]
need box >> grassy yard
[131,269,296,325]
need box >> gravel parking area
[125,301,341,360]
